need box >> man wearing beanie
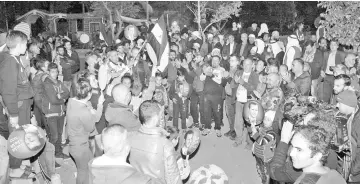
[335,89,360,182]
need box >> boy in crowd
[42,63,70,159]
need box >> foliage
[318,1,360,46]
[264,2,297,33]
[186,1,242,33]
[90,1,143,42]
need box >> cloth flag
[146,15,169,73]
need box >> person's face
[229,57,239,68]
[249,104,258,118]
[290,133,318,170]
[31,45,40,55]
[228,36,234,43]
[124,43,130,51]
[42,61,50,72]
[272,31,279,40]
[256,61,265,73]
[208,36,213,43]
[241,34,248,43]
[305,45,312,53]
[298,23,304,30]
[263,113,274,128]
[57,48,64,56]
[232,22,236,28]
[155,76,162,86]
[263,34,270,42]
[249,37,255,44]
[194,55,203,63]
[211,57,220,68]
[252,23,257,30]
[330,41,338,52]
[64,42,71,50]
[345,55,356,68]
[131,49,139,58]
[122,78,132,89]
[319,39,327,49]
[243,60,253,73]
[137,39,144,47]
[24,132,41,150]
[185,52,193,61]
[47,37,53,43]
[203,65,213,76]
[279,66,287,76]
[49,68,58,80]
[169,52,176,61]
[333,79,345,95]
[292,60,302,74]
[178,75,185,82]
[185,133,194,148]
[266,75,277,89]
[117,45,124,54]
[110,52,119,63]
[311,35,317,42]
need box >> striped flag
[146,15,169,73]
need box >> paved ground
[56,117,261,184]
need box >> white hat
[13,22,31,40]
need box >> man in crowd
[64,40,80,73]
[238,33,252,60]
[283,58,311,96]
[309,37,327,97]
[283,35,302,70]
[128,100,181,184]
[261,73,284,112]
[319,39,346,103]
[222,34,238,61]
[105,84,140,132]
[89,124,164,184]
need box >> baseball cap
[337,90,357,108]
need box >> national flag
[146,15,169,73]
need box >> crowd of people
[0,15,359,184]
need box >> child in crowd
[42,63,70,159]
[251,110,277,184]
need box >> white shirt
[284,47,295,70]
[229,43,235,55]
[325,52,336,75]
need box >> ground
[55,50,261,184]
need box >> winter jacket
[31,71,48,108]
[294,169,346,184]
[67,98,103,146]
[287,71,312,96]
[105,102,141,132]
[59,56,74,82]
[128,126,182,184]
[42,77,70,117]
[0,53,34,118]
[89,159,164,184]
[64,49,80,74]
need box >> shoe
[229,131,237,140]
[216,130,222,137]
[224,130,232,137]
[201,129,211,136]
[55,162,61,169]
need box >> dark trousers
[34,104,46,129]
[9,99,32,169]
[190,91,204,124]
[45,115,65,156]
[173,95,189,130]
[225,96,236,131]
[70,144,93,184]
[319,74,334,103]
[203,94,223,130]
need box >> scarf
[302,46,317,63]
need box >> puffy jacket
[42,77,70,116]
[89,159,165,184]
[128,126,182,184]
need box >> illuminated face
[263,34,270,42]
[122,78,132,89]
[256,61,265,73]
[42,61,50,72]
[290,133,317,170]
[49,68,58,80]
[64,42,71,50]
[345,54,356,68]
[169,52,176,61]
[241,33,248,43]
[211,57,220,68]
[263,111,275,128]
[333,79,345,95]
[155,76,162,86]
[185,133,194,148]
[330,41,338,52]
[24,132,41,150]
[229,57,239,68]
[57,47,65,56]
[249,103,258,119]
[279,65,288,76]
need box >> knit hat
[13,22,31,40]
[337,90,357,108]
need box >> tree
[265,2,297,33]
[318,1,360,46]
[186,1,242,33]
[90,1,143,42]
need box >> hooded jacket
[42,77,70,116]
[105,102,140,132]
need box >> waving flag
[146,15,169,72]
